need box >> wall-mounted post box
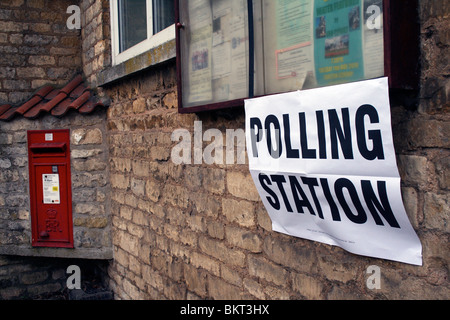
[27,130,73,248]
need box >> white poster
[245,77,422,265]
[42,174,60,204]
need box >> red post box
[27,130,74,248]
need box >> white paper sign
[245,77,422,265]
[42,174,60,204]
[45,133,53,141]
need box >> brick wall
[0,0,81,105]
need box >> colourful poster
[314,0,364,86]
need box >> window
[176,0,420,112]
[110,0,175,65]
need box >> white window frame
[110,0,175,66]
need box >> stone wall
[0,111,112,298]
[0,0,81,105]
[0,0,113,300]
[0,0,448,301]
[80,0,110,88]
[102,0,449,300]
[0,255,109,299]
[102,58,448,300]
[0,111,112,259]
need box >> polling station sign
[245,77,422,265]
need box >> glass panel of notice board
[177,0,385,111]
[261,0,384,95]
[178,0,250,108]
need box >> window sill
[98,38,176,87]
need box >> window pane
[152,0,175,34]
[118,0,148,52]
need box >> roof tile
[0,75,108,121]
[78,100,101,114]
[60,75,83,95]
[15,95,43,115]
[50,98,73,117]
[0,104,11,117]
[40,92,68,112]
[34,85,54,98]
[0,106,19,121]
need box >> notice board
[177,0,414,112]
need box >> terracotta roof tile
[0,104,11,117]
[60,75,83,95]
[0,106,19,120]
[50,98,73,117]
[70,83,88,98]
[78,100,104,115]
[15,95,43,115]
[0,75,108,121]
[34,85,54,98]
[44,88,61,101]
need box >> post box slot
[30,142,66,154]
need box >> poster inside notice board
[180,0,250,107]
[263,0,384,94]
[178,0,385,108]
